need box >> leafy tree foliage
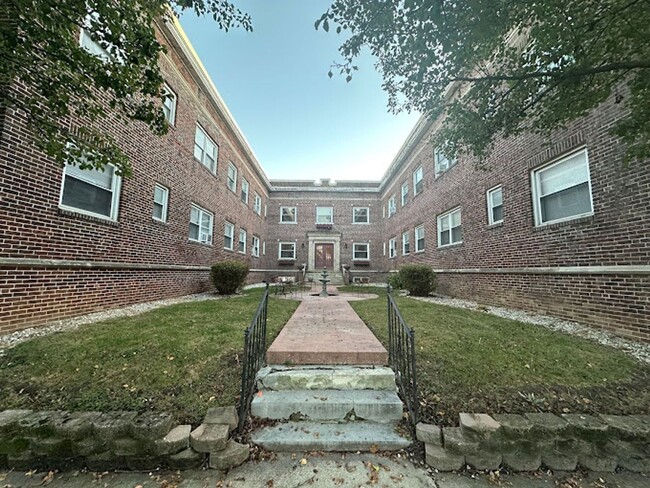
[0,0,251,175]
[318,0,650,161]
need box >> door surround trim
[307,231,341,271]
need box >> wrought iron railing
[237,283,269,431]
[387,285,418,428]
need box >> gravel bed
[0,292,226,355]
[409,295,650,364]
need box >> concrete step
[251,390,403,422]
[257,366,396,391]
[252,421,411,452]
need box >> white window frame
[59,161,122,221]
[280,206,297,224]
[193,125,217,173]
[241,178,249,204]
[238,229,247,254]
[252,235,260,257]
[227,163,237,193]
[402,231,410,255]
[79,27,109,60]
[388,238,397,259]
[413,166,423,195]
[388,196,396,217]
[415,225,425,253]
[487,185,504,225]
[352,243,370,261]
[278,242,296,260]
[262,240,266,256]
[162,83,177,126]
[531,148,594,227]
[152,183,169,222]
[437,208,462,248]
[189,204,213,245]
[382,242,386,256]
[434,146,457,175]
[253,193,262,215]
[224,221,235,250]
[316,206,334,224]
[401,181,409,206]
[352,207,370,224]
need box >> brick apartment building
[1,19,648,341]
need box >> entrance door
[314,243,334,269]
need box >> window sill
[415,249,425,254]
[224,247,235,252]
[188,239,213,247]
[279,222,298,225]
[352,222,370,225]
[278,260,296,265]
[315,224,333,229]
[58,207,119,227]
[352,260,370,267]
[152,217,168,226]
[533,213,595,231]
[438,242,463,250]
[487,221,504,229]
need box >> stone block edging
[0,406,249,471]
[417,413,650,473]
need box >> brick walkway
[267,289,388,365]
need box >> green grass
[0,289,300,425]
[339,287,650,425]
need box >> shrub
[211,260,249,295]
[398,264,436,297]
[386,272,404,290]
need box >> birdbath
[319,268,330,297]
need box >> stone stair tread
[252,421,411,452]
[257,366,396,391]
[251,390,403,422]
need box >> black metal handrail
[237,283,269,431]
[387,285,418,428]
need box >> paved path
[267,288,387,365]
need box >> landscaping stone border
[0,406,249,471]
[417,413,650,473]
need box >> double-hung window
[413,166,423,195]
[402,232,410,255]
[252,235,260,257]
[353,207,369,224]
[227,163,237,192]
[434,146,456,175]
[152,184,169,222]
[401,182,409,206]
[79,27,110,60]
[241,178,249,204]
[487,185,504,225]
[316,206,333,224]
[279,242,296,259]
[438,208,462,247]
[60,160,121,221]
[531,149,593,226]
[388,196,396,217]
[280,206,297,223]
[389,238,397,258]
[238,229,247,253]
[353,243,369,260]
[224,221,234,250]
[415,225,425,252]
[193,125,217,173]
[162,84,177,126]
[189,204,213,244]
[253,193,262,215]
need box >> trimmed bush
[211,260,249,295]
[398,264,436,297]
[387,272,404,290]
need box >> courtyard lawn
[0,289,300,426]
[339,286,650,426]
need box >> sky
[179,0,420,182]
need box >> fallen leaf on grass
[41,471,55,485]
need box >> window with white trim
[193,126,217,173]
[316,206,333,224]
[402,232,410,255]
[279,242,296,259]
[434,146,457,175]
[280,206,297,223]
[413,166,423,195]
[487,185,504,225]
[438,208,462,247]
[189,204,213,244]
[388,196,396,217]
[383,242,386,256]
[353,207,369,224]
[262,240,266,255]
[532,149,593,226]
[224,221,234,250]
[79,28,109,60]
[353,243,369,260]
[238,229,247,253]
[389,238,397,258]
[241,178,249,204]
[227,163,237,192]
[60,160,121,221]
[152,184,168,222]
[253,193,262,215]
[252,235,260,257]
[162,83,176,126]
[401,181,409,206]
[415,225,425,252]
